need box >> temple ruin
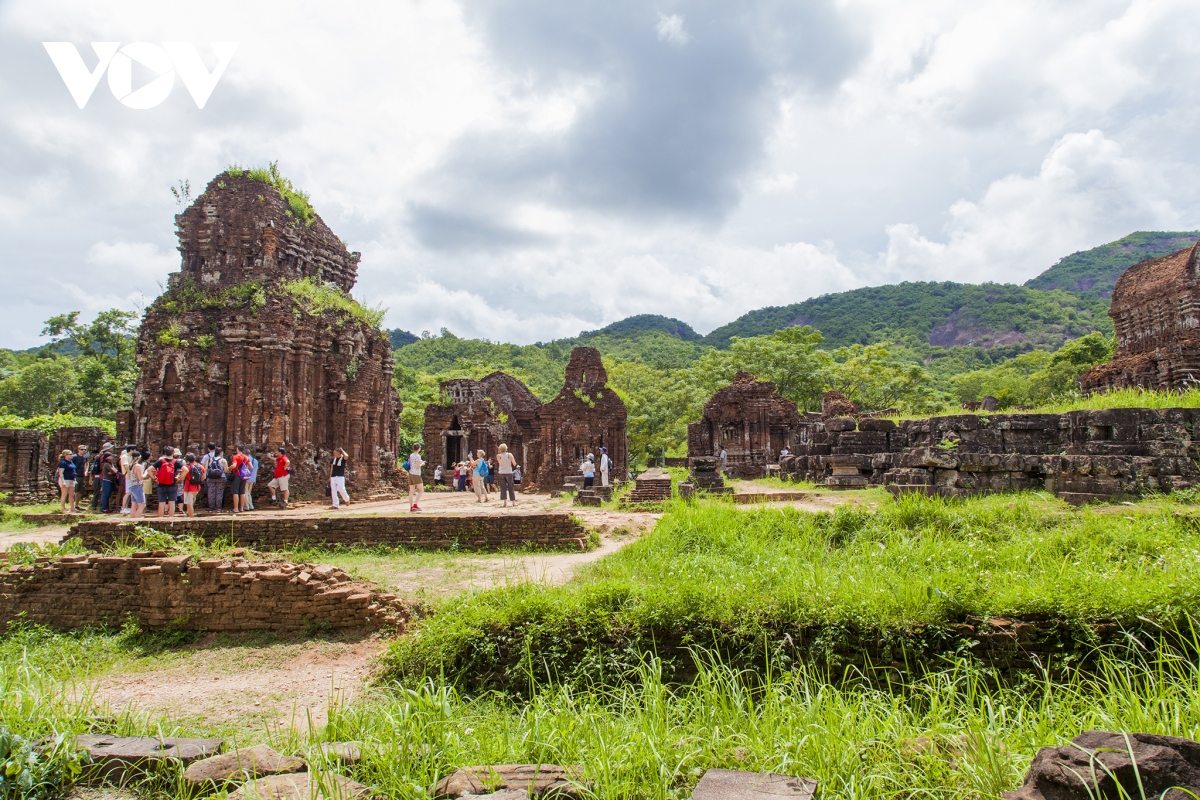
[422,347,628,489]
[686,372,802,478]
[422,373,541,472]
[0,429,48,503]
[1082,240,1200,391]
[126,170,401,494]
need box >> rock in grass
[434,765,581,798]
[1004,731,1200,800]
[317,742,362,765]
[691,769,817,800]
[459,793,529,800]
[184,745,306,786]
[228,772,377,800]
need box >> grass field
[6,492,1200,799]
[384,494,1200,690]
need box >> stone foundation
[0,428,49,503]
[780,408,1200,502]
[65,513,590,552]
[0,554,411,632]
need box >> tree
[828,343,941,412]
[0,357,76,416]
[42,309,138,374]
[712,326,832,411]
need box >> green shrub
[229,161,316,226]
[0,726,87,800]
[280,278,385,330]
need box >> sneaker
[414,505,421,511]
[120,508,131,514]
[410,504,417,512]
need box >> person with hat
[98,442,119,513]
[70,445,88,512]
[581,453,595,489]
[599,446,611,487]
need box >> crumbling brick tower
[533,347,627,488]
[1082,241,1200,392]
[129,169,401,495]
[687,371,801,478]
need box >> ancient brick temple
[1082,241,1200,391]
[533,347,628,488]
[422,347,628,489]
[127,170,401,494]
[422,373,541,472]
[687,372,802,478]
[0,429,48,503]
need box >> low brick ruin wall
[0,554,410,632]
[781,408,1200,503]
[65,513,589,552]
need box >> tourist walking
[182,453,204,517]
[581,454,595,489]
[244,450,259,510]
[55,449,76,513]
[718,445,728,475]
[599,447,610,487]
[70,445,88,512]
[128,452,148,519]
[268,447,291,507]
[329,448,351,509]
[486,458,498,492]
[153,447,181,517]
[471,449,489,502]
[206,447,228,512]
[229,446,251,513]
[457,462,468,491]
[406,443,424,511]
[495,443,518,507]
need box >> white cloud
[1,0,1200,348]
[881,130,1180,284]
[655,13,690,46]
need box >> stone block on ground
[691,768,817,800]
[1003,731,1200,800]
[183,744,306,787]
[229,772,377,800]
[76,735,223,784]
[316,742,362,765]
[434,765,581,799]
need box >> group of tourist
[416,442,521,508]
[54,440,295,516]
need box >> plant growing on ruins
[345,357,361,382]
[573,388,595,408]
[229,161,317,226]
[194,334,216,351]
[156,322,186,348]
[280,278,385,329]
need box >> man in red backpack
[153,446,181,517]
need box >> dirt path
[90,633,385,733]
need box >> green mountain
[701,282,1110,351]
[1023,230,1199,298]
[576,314,702,342]
[388,329,419,349]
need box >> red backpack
[157,458,175,485]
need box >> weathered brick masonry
[779,408,1200,503]
[65,513,589,551]
[0,554,410,632]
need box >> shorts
[268,475,289,492]
[157,484,178,503]
[229,475,244,494]
[183,490,198,506]
[128,485,146,504]
[59,479,75,489]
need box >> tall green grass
[11,622,1200,800]
[385,495,1200,690]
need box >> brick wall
[0,554,411,632]
[779,408,1200,502]
[65,513,589,552]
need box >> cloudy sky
[1,0,1198,348]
